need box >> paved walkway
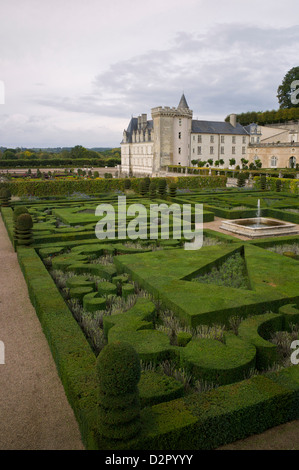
[0,215,84,450]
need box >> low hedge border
[16,246,99,450]
[238,313,284,370]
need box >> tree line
[0,145,121,162]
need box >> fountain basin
[220,218,299,238]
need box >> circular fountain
[220,200,299,238]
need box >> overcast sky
[1,0,299,148]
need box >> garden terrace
[1,186,299,450]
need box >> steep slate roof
[124,118,153,143]
[178,94,189,109]
[192,120,249,135]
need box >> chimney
[230,114,237,127]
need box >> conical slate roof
[178,93,189,109]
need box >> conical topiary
[149,181,156,199]
[276,179,282,192]
[139,180,147,197]
[158,178,167,198]
[124,178,131,190]
[168,182,177,198]
[96,341,141,443]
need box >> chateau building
[121,95,257,176]
[121,95,298,175]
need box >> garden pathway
[0,215,84,450]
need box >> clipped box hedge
[0,175,227,197]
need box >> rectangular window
[232,136,236,144]
[197,146,202,155]
[210,135,214,143]
[178,132,181,139]
[242,136,246,144]
[221,136,225,144]
[198,135,202,143]
[178,148,181,154]
[210,147,214,155]
[232,147,236,154]
[251,137,255,144]
[179,119,182,126]
[242,147,246,155]
[221,146,224,155]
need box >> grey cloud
[35,24,299,123]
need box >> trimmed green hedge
[0,175,227,197]
[137,371,299,450]
[253,177,299,195]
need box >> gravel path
[0,215,84,450]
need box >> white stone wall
[190,134,249,167]
[121,142,154,175]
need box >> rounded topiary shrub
[14,213,34,247]
[13,206,29,222]
[121,283,135,299]
[97,341,141,394]
[96,341,141,442]
[237,172,246,188]
[98,281,117,296]
[168,182,177,198]
[16,213,33,231]
[276,179,282,192]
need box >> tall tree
[277,67,299,109]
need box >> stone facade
[248,143,298,169]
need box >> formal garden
[0,175,299,450]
